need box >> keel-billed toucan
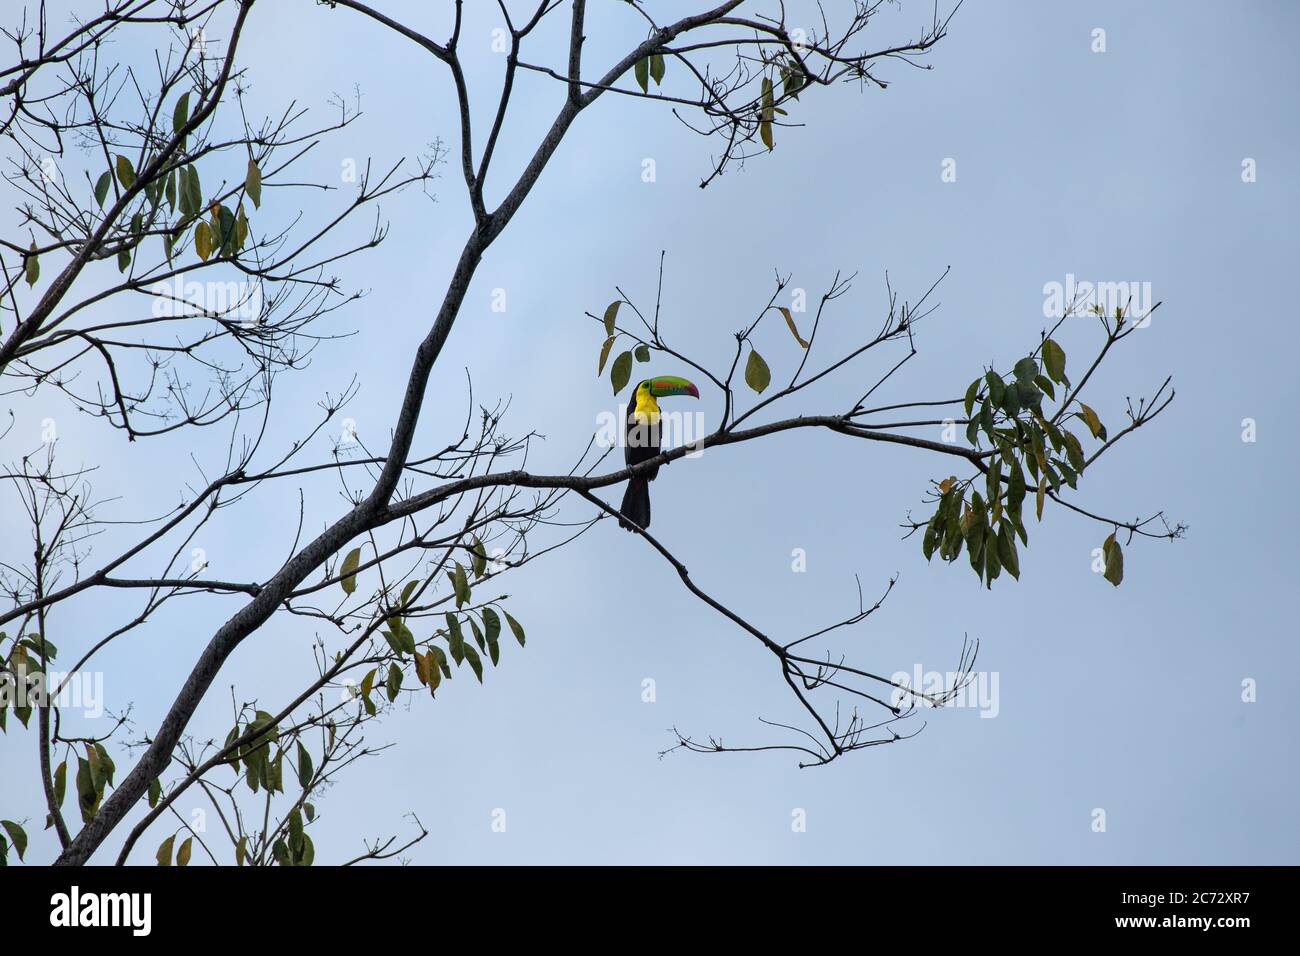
[619,374,699,530]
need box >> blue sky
[2,0,1298,864]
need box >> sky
[2,0,1298,865]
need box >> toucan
[619,374,700,530]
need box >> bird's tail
[619,475,651,531]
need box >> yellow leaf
[779,307,808,348]
[194,220,213,261]
[339,547,361,595]
[597,335,616,375]
[1078,403,1106,440]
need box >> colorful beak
[648,375,700,399]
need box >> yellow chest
[632,386,660,425]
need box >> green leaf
[602,300,621,336]
[745,347,771,393]
[782,62,805,98]
[212,203,237,255]
[597,335,616,375]
[87,743,105,791]
[470,537,487,578]
[649,53,665,86]
[117,248,131,273]
[23,243,38,287]
[997,521,1020,580]
[985,457,1001,507]
[165,169,177,212]
[182,165,202,218]
[339,547,361,595]
[245,159,262,208]
[95,743,115,787]
[1000,381,1021,418]
[452,562,471,608]
[983,525,1001,586]
[94,170,112,207]
[176,836,192,867]
[270,749,285,793]
[400,579,419,609]
[482,607,501,645]
[1013,357,1038,386]
[779,307,809,348]
[156,834,174,867]
[429,644,450,679]
[634,57,649,93]
[115,154,136,189]
[963,378,980,418]
[922,521,939,562]
[0,821,26,862]
[288,808,304,854]
[53,761,67,808]
[75,756,99,821]
[504,610,525,647]
[462,643,483,683]
[610,350,633,395]
[445,613,465,663]
[236,836,247,866]
[296,741,313,788]
[172,91,190,134]
[385,662,402,702]
[1102,532,1124,587]
[760,76,775,150]
[147,776,160,809]
[1007,459,1026,510]
[634,343,650,362]
[1062,430,1085,472]
[1042,338,1067,385]
[984,371,1005,408]
[1029,423,1046,470]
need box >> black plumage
[619,384,660,530]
